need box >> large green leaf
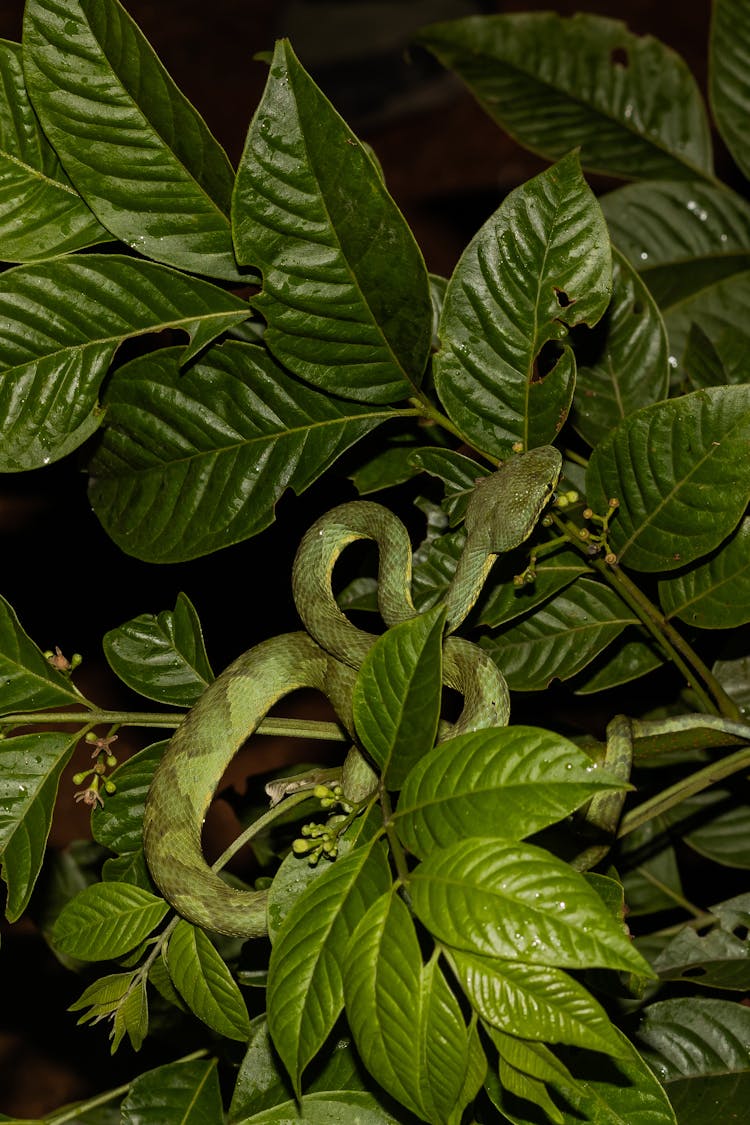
[710,0,750,182]
[394,726,625,858]
[652,893,750,992]
[409,837,650,974]
[658,515,750,629]
[344,891,475,1124]
[662,270,750,383]
[635,997,750,1125]
[91,741,164,857]
[233,1091,405,1125]
[0,731,78,920]
[121,1058,224,1125]
[451,950,624,1056]
[481,578,636,690]
[352,605,444,789]
[0,38,110,261]
[267,840,392,1093]
[572,248,669,446]
[0,255,249,471]
[0,593,86,714]
[22,0,242,279]
[52,881,168,960]
[476,548,590,629]
[166,919,251,1041]
[103,593,213,706]
[586,386,750,572]
[232,39,431,404]
[418,13,712,181]
[433,151,611,458]
[601,180,750,306]
[88,341,388,562]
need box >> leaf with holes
[88,341,388,562]
[0,255,249,471]
[418,12,712,181]
[433,151,611,458]
[0,39,110,261]
[232,39,431,404]
[586,385,750,572]
[23,0,242,278]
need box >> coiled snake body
[143,447,562,937]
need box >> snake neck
[444,541,496,634]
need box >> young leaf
[352,604,444,789]
[658,515,750,628]
[88,341,389,562]
[419,12,713,181]
[601,180,750,306]
[267,839,392,1093]
[586,385,750,572]
[0,594,85,713]
[103,593,213,706]
[451,950,626,1056]
[0,39,110,261]
[232,39,432,404]
[481,578,637,690]
[409,836,651,975]
[634,997,750,1124]
[0,255,249,471]
[394,725,626,859]
[572,248,669,446]
[91,741,165,857]
[69,970,148,1053]
[433,151,611,458]
[121,1058,224,1125]
[0,731,79,921]
[344,891,473,1124]
[52,881,168,960]
[710,0,750,182]
[166,919,251,1041]
[23,0,242,279]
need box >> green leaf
[103,593,213,706]
[652,896,750,991]
[267,840,392,1093]
[586,385,750,572]
[88,341,388,562]
[668,787,750,869]
[409,837,651,974]
[433,151,611,458]
[452,950,624,1057]
[619,819,685,918]
[121,1058,224,1125]
[0,731,78,920]
[352,604,444,789]
[635,997,750,1125]
[662,270,750,386]
[710,0,750,182]
[52,881,168,960]
[477,548,590,629]
[601,180,750,306]
[418,13,713,181]
[572,248,669,446]
[481,578,636,690]
[68,970,148,1052]
[0,593,85,713]
[91,740,164,856]
[395,725,625,858]
[658,515,750,629]
[0,39,110,261]
[573,631,664,694]
[232,39,431,404]
[232,1091,405,1125]
[166,919,251,1041]
[23,0,242,279]
[344,891,473,1124]
[0,254,249,471]
[485,1029,568,1125]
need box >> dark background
[0,0,723,1116]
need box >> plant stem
[408,394,475,447]
[619,743,750,838]
[0,709,348,741]
[210,787,323,871]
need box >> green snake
[143,446,562,937]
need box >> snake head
[464,446,562,554]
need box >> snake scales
[143,446,562,937]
